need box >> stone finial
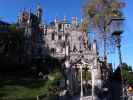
[64,16,67,22]
[72,16,77,26]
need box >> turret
[36,4,42,23]
[54,16,59,32]
[72,16,78,26]
[92,39,97,54]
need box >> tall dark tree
[113,63,133,84]
[121,63,133,84]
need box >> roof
[0,20,10,25]
[0,20,11,34]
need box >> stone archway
[70,61,93,95]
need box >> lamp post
[80,63,83,100]
[91,67,95,100]
[109,17,125,100]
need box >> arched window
[65,34,68,40]
[73,45,77,52]
[58,23,62,31]
[58,35,62,40]
[51,48,56,54]
[51,33,55,40]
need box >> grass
[0,79,47,100]
[0,70,63,100]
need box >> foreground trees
[113,63,133,84]
[0,24,24,65]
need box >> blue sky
[0,0,133,67]
[120,0,133,67]
[0,0,83,22]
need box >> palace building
[0,5,112,98]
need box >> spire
[36,0,42,13]
[27,8,31,24]
[36,2,41,10]
[36,0,41,8]
[36,1,42,22]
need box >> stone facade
[44,16,107,96]
[16,6,112,99]
[44,16,89,59]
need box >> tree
[81,0,125,57]
[114,63,133,84]
[0,24,24,65]
[121,63,133,84]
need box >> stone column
[65,41,73,94]
[92,40,103,100]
